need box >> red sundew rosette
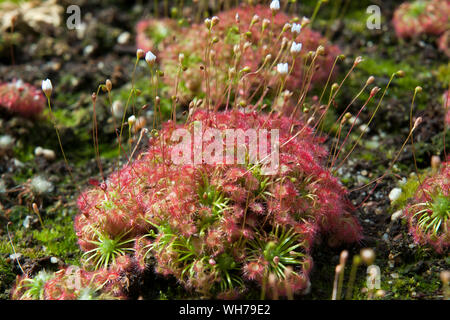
[392,0,450,39]
[159,5,340,106]
[73,109,362,297]
[0,80,45,118]
[135,18,179,52]
[438,31,450,57]
[404,163,449,253]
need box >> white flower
[41,79,52,98]
[277,63,289,75]
[128,115,136,127]
[291,23,302,34]
[145,51,156,64]
[291,41,303,54]
[270,0,280,11]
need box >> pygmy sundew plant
[74,108,362,298]
[392,0,450,39]
[444,90,449,126]
[136,18,180,53]
[438,31,450,58]
[0,79,45,117]
[403,162,449,253]
[159,5,340,105]
[11,266,125,300]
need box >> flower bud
[251,15,260,27]
[204,18,211,29]
[431,155,441,170]
[32,203,40,215]
[211,16,220,27]
[396,70,405,78]
[41,79,52,98]
[413,117,423,130]
[136,49,145,59]
[353,56,363,66]
[145,51,156,65]
[270,0,280,12]
[128,115,136,127]
[316,45,325,56]
[105,79,112,92]
[301,16,310,27]
[370,87,380,97]
[178,53,185,65]
[366,76,375,85]
[360,248,375,265]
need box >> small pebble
[9,253,21,260]
[389,188,402,202]
[117,32,131,44]
[83,45,94,56]
[0,135,14,150]
[391,210,403,221]
[23,215,32,229]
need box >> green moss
[0,255,16,299]
[436,63,450,86]
[32,215,81,264]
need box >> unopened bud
[431,155,441,170]
[32,203,39,215]
[331,83,339,92]
[251,15,260,26]
[105,79,112,92]
[340,250,349,265]
[204,18,211,29]
[413,117,423,130]
[316,45,325,56]
[241,66,251,73]
[415,86,422,94]
[282,23,292,33]
[301,16,310,27]
[370,87,380,97]
[273,256,280,265]
[441,271,450,285]
[178,53,185,64]
[211,16,220,27]
[128,115,136,127]
[136,49,145,59]
[354,56,363,66]
[396,70,405,78]
[360,248,376,265]
[366,76,375,85]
